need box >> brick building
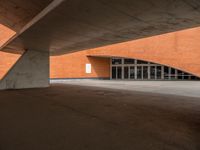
[1,27,200,80]
[50,27,200,80]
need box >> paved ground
[51,80,200,98]
[0,81,200,150]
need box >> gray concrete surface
[0,83,200,150]
[0,0,53,32]
[51,80,200,98]
[2,0,200,55]
[0,50,49,90]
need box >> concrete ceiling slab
[0,0,53,31]
[1,0,200,55]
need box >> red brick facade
[50,51,110,79]
[0,51,21,79]
[50,27,200,78]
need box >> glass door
[130,66,135,79]
[150,66,156,79]
[137,66,142,80]
[156,66,162,79]
[117,67,122,79]
[112,67,117,79]
[143,66,148,79]
[124,67,129,79]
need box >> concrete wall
[0,50,49,90]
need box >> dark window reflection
[137,66,142,79]
[124,67,129,79]
[112,59,122,65]
[117,67,122,79]
[130,66,135,79]
[157,66,162,79]
[111,58,200,80]
[143,66,148,79]
[112,67,116,79]
[150,66,156,79]
[124,59,135,64]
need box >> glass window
[177,70,183,80]
[164,66,169,79]
[184,75,189,80]
[111,58,200,81]
[143,66,148,79]
[112,58,122,65]
[157,66,162,79]
[124,59,135,64]
[137,66,142,79]
[183,72,189,80]
[112,67,116,79]
[150,66,156,79]
[177,70,183,75]
[191,76,200,80]
[124,67,129,79]
[137,60,148,64]
[171,68,176,79]
[117,67,122,79]
[130,66,135,79]
[178,76,183,80]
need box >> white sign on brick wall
[86,64,91,74]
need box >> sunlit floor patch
[51,79,200,98]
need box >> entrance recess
[111,58,200,80]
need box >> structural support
[0,50,49,90]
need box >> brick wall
[0,51,21,79]
[87,27,200,77]
[50,50,110,79]
[0,24,16,47]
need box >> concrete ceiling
[0,0,53,32]
[1,0,200,55]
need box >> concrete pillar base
[0,50,49,90]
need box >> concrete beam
[0,50,49,90]
[2,0,200,55]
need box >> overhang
[1,0,200,55]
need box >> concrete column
[161,66,164,80]
[122,59,124,80]
[175,69,178,80]
[148,66,150,80]
[141,66,143,80]
[110,58,112,80]
[134,60,137,80]
[0,50,49,90]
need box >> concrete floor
[0,81,200,150]
[51,80,200,98]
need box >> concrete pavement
[0,82,200,150]
[51,80,200,98]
